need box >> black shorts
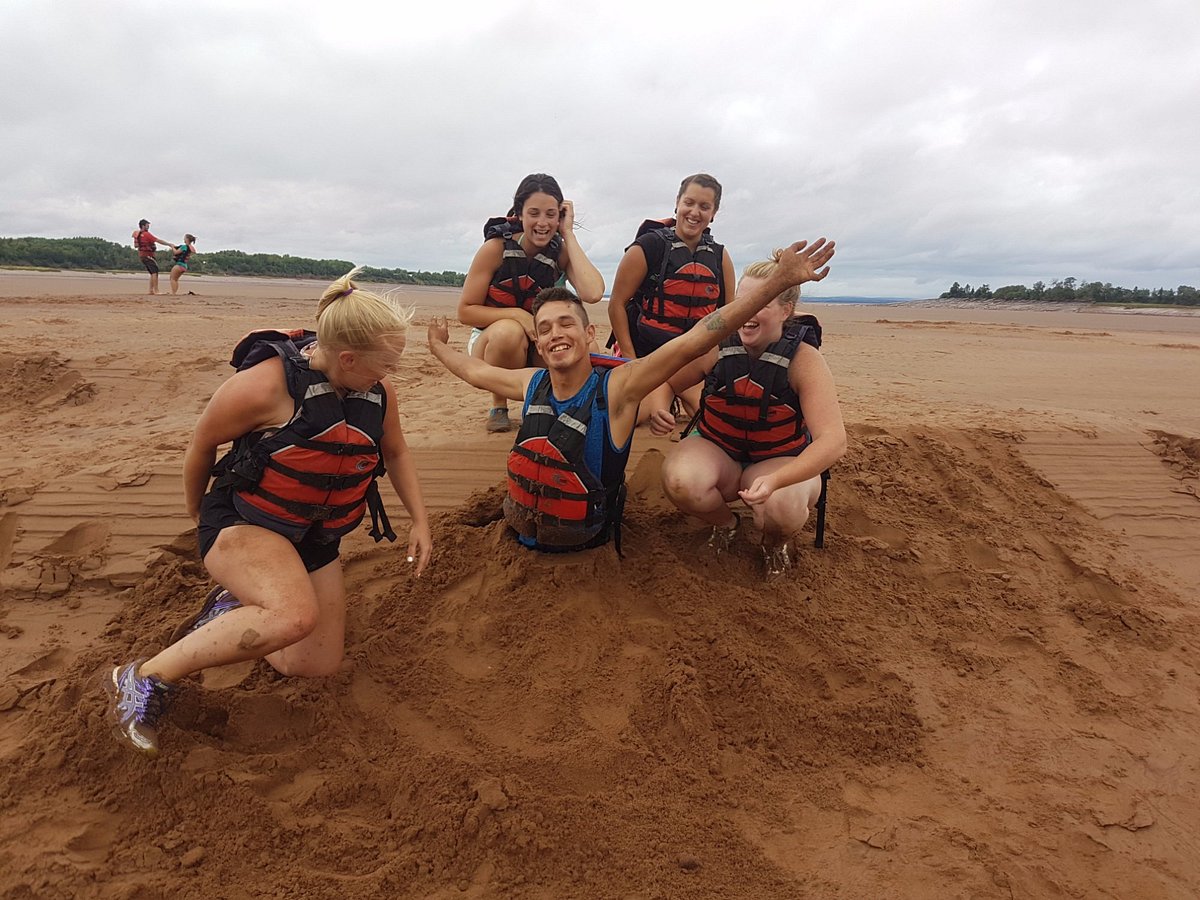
[606,299,672,358]
[141,256,159,275]
[197,484,341,573]
[633,317,674,357]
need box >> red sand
[2,272,1200,898]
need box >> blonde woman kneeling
[107,267,432,756]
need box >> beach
[2,270,1200,898]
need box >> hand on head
[558,199,575,235]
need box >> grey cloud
[2,0,1197,297]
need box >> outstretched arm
[608,238,835,422]
[558,200,605,303]
[427,317,536,402]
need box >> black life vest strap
[264,458,375,491]
[648,232,722,321]
[609,482,627,557]
[242,485,366,522]
[285,434,379,456]
[701,403,805,447]
[649,232,677,320]
[510,443,576,473]
[716,344,746,396]
[365,481,396,543]
[508,473,596,504]
[814,469,830,549]
[508,240,532,310]
[520,372,601,468]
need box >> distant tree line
[941,277,1199,306]
[0,236,466,287]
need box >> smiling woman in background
[456,173,604,433]
[607,174,738,431]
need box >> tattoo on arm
[704,313,726,333]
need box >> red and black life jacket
[482,216,563,313]
[504,368,628,553]
[134,229,156,254]
[173,241,192,264]
[696,316,823,464]
[633,218,725,342]
[211,329,395,544]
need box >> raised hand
[558,199,576,235]
[427,316,450,347]
[777,238,836,286]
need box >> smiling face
[735,276,793,352]
[673,183,718,243]
[519,191,562,251]
[533,300,594,370]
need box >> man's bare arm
[610,238,835,414]
[426,317,535,402]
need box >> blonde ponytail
[316,266,415,353]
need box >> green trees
[0,236,466,287]
[0,236,137,270]
[939,277,1198,306]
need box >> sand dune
[2,273,1199,898]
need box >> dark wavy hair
[508,173,564,217]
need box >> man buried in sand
[428,238,835,554]
[657,252,847,581]
[107,267,432,756]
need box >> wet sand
[2,271,1199,898]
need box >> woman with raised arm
[658,251,847,581]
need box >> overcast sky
[2,0,1197,298]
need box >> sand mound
[3,427,1198,898]
[0,351,95,408]
[1150,429,1200,481]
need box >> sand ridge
[2,274,1200,898]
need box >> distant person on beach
[457,173,605,434]
[169,233,196,295]
[607,174,737,432]
[430,238,834,554]
[107,267,432,756]
[658,252,846,581]
[132,219,176,295]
